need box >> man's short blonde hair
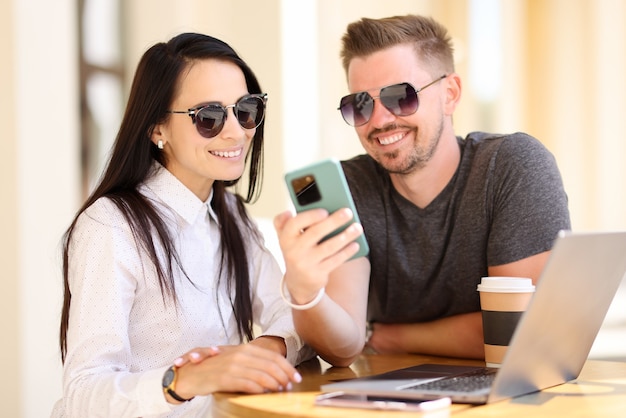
[340,14,455,77]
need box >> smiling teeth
[378,133,404,145]
[211,149,242,158]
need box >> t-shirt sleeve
[486,133,571,265]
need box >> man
[274,14,570,366]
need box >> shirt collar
[142,162,218,224]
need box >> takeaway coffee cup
[477,277,535,367]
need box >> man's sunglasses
[338,75,447,127]
[167,93,267,138]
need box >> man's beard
[380,118,444,175]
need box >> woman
[52,33,310,417]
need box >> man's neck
[389,134,460,209]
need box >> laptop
[320,230,626,404]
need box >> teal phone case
[284,158,369,259]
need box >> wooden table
[212,354,626,417]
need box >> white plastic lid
[477,276,535,293]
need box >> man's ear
[443,73,462,115]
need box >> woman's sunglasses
[167,93,267,138]
[338,75,446,127]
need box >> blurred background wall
[1,0,624,416]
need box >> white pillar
[0,0,80,416]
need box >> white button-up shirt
[52,163,309,417]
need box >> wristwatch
[162,366,194,402]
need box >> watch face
[162,367,175,387]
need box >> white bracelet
[279,276,325,310]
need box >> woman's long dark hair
[60,33,265,362]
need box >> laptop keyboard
[406,368,497,392]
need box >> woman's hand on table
[173,344,302,399]
[174,346,221,367]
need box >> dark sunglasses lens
[340,92,373,127]
[380,83,418,116]
[235,96,265,129]
[195,106,226,138]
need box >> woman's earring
[157,140,164,150]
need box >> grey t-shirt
[341,132,571,323]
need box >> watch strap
[163,366,194,403]
[166,387,193,403]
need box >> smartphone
[314,392,451,412]
[284,158,369,260]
